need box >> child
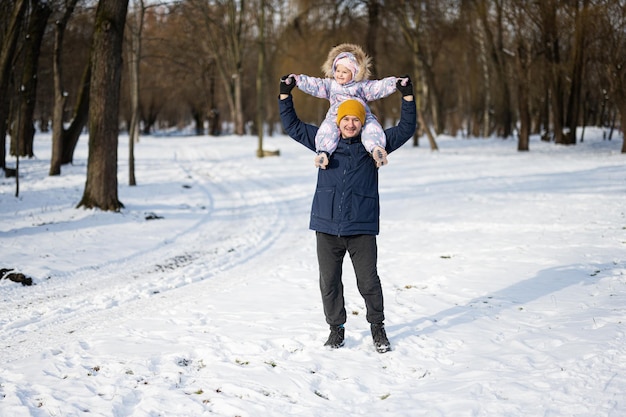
[284,43,404,169]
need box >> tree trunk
[191,106,204,135]
[516,72,530,151]
[476,18,491,137]
[564,0,589,145]
[61,63,91,164]
[417,53,443,135]
[613,63,626,152]
[474,0,513,138]
[127,0,145,186]
[12,0,51,158]
[141,97,160,135]
[206,64,220,136]
[206,0,245,135]
[0,0,28,171]
[255,0,266,157]
[204,0,245,135]
[396,0,437,149]
[540,76,550,141]
[50,0,79,176]
[621,110,626,153]
[50,21,68,175]
[540,1,565,144]
[77,0,129,211]
[511,2,531,151]
[233,72,244,135]
[365,0,385,124]
[411,56,437,149]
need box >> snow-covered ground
[1,128,624,416]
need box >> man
[278,74,416,353]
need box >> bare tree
[255,0,267,156]
[51,5,95,167]
[597,0,626,153]
[11,0,52,158]
[186,0,249,135]
[0,0,28,174]
[50,0,81,175]
[539,0,567,143]
[3,0,619,161]
[392,0,437,149]
[77,0,129,211]
[507,1,535,151]
[148,3,217,133]
[126,0,146,185]
[472,0,514,138]
[134,6,174,134]
[564,0,590,145]
[61,63,91,164]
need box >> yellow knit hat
[336,100,366,126]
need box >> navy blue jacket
[279,95,417,236]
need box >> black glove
[396,75,413,97]
[280,74,296,95]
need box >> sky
[1,127,625,416]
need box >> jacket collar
[341,133,362,144]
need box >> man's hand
[280,74,296,96]
[396,75,414,97]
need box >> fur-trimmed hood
[321,43,372,82]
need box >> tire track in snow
[0,143,288,364]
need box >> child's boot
[372,146,388,168]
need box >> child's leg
[314,118,340,169]
[315,119,341,154]
[361,118,386,153]
[362,119,388,167]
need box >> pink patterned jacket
[294,74,398,153]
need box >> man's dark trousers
[316,232,385,326]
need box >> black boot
[371,323,391,353]
[324,325,345,349]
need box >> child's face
[334,64,353,85]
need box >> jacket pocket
[312,186,335,220]
[352,190,378,223]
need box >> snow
[1,128,625,417]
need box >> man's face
[339,116,363,138]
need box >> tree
[77,0,129,211]
[564,0,590,145]
[0,0,619,157]
[393,0,438,150]
[596,0,626,153]
[508,1,535,151]
[133,5,173,135]
[255,0,267,156]
[11,0,51,158]
[473,0,514,138]
[126,0,147,185]
[61,63,91,165]
[149,3,217,134]
[186,0,249,135]
[253,0,280,156]
[538,0,567,144]
[50,0,82,176]
[0,0,28,174]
